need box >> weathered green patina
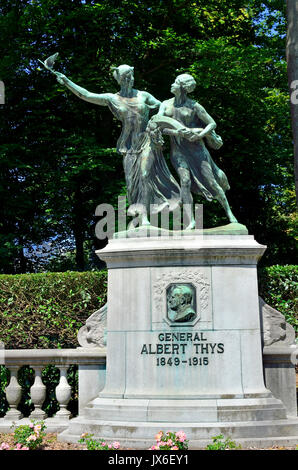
[40,56,241,231]
[156,73,238,227]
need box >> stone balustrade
[0,348,106,433]
[0,345,296,436]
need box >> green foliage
[0,270,107,348]
[17,366,35,417]
[258,265,298,332]
[41,364,78,418]
[78,433,120,450]
[0,366,9,416]
[205,434,241,450]
[0,0,296,272]
[12,420,46,450]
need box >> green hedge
[258,265,297,332]
[0,271,107,349]
[0,266,296,418]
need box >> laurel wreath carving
[153,270,210,314]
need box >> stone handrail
[1,348,106,424]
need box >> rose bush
[79,433,121,450]
[150,430,189,450]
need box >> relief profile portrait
[167,284,196,323]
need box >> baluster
[55,366,71,419]
[4,366,23,420]
[29,366,47,420]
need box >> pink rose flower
[176,431,186,442]
[113,442,120,449]
[0,442,10,450]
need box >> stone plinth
[59,233,298,448]
[97,234,271,403]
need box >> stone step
[58,416,298,448]
[83,396,287,422]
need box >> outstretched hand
[55,72,67,85]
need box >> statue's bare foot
[228,214,238,224]
[141,215,151,226]
[185,220,196,230]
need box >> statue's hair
[111,64,134,83]
[175,73,196,89]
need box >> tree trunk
[18,244,27,274]
[73,184,85,271]
[74,226,85,271]
[286,0,298,205]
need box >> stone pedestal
[59,233,298,448]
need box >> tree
[0,0,296,272]
[286,0,298,204]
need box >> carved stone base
[63,234,297,448]
[4,409,23,421]
[94,235,271,400]
[59,416,298,449]
[29,409,47,420]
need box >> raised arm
[56,73,113,106]
[143,91,161,110]
[157,100,167,116]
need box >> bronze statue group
[41,57,237,229]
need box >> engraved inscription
[140,332,224,367]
